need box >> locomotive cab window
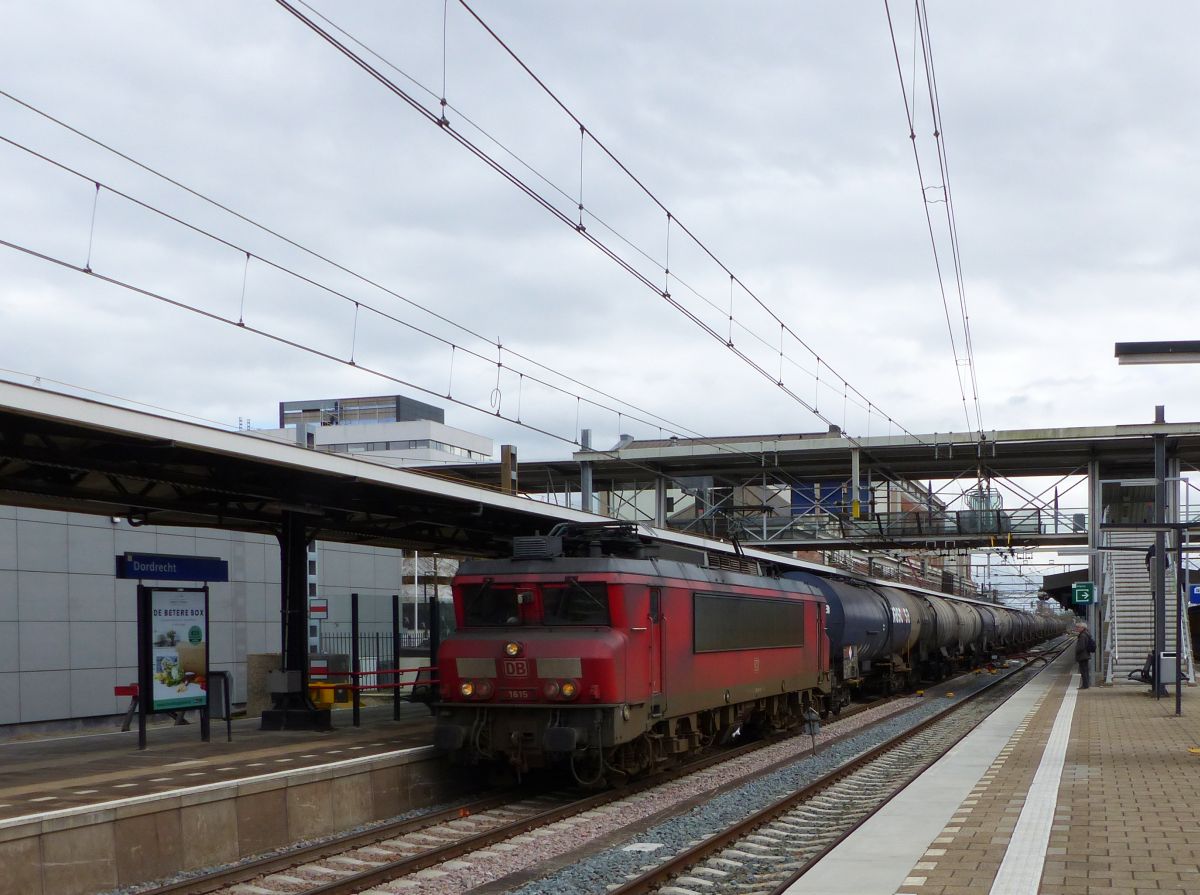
[461,580,524,626]
[542,579,610,626]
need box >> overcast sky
[2,0,1198,467]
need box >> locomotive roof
[455,554,827,598]
[473,521,1037,617]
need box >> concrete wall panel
[16,521,67,572]
[115,581,137,622]
[70,667,119,717]
[0,518,16,570]
[179,799,239,870]
[113,527,156,556]
[70,620,116,669]
[0,673,19,724]
[286,778,335,841]
[235,788,289,857]
[66,524,115,574]
[40,822,117,895]
[209,621,236,665]
[114,809,183,886]
[0,623,17,673]
[0,834,41,895]
[68,574,115,621]
[19,670,71,721]
[331,773,374,831]
[0,571,16,620]
[18,622,70,672]
[17,571,68,622]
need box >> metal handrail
[1102,541,1117,685]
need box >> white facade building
[267,394,492,466]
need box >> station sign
[116,552,229,582]
[309,599,328,619]
[1072,581,1096,605]
[1190,584,1200,607]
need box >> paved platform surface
[0,702,435,824]
[788,648,1200,895]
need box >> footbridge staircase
[1102,529,1195,685]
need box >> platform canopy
[0,381,599,557]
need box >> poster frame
[136,584,211,749]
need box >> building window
[309,582,317,596]
[308,560,317,575]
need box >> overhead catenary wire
[0,120,915,540]
[0,88,692,447]
[1,33,968,571]
[883,0,983,438]
[0,92,705,446]
[0,130,687,445]
[275,0,930,451]
[270,0,971,560]
[5,227,935,551]
[284,1,886,431]
[918,3,983,434]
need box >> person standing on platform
[1075,623,1095,689]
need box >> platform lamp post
[1115,340,1200,711]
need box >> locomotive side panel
[656,587,827,720]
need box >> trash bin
[1157,652,1180,686]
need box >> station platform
[0,702,461,895]
[788,647,1200,895]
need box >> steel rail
[604,641,1071,895]
[142,696,894,895]
[141,790,527,895]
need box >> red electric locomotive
[433,522,830,781]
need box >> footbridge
[442,423,1200,553]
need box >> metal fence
[316,631,430,690]
[726,506,1090,542]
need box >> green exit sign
[1072,581,1096,604]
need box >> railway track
[603,645,1070,895]
[131,698,896,895]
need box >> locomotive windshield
[461,580,524,626]
[458,578,609,626]
[542,579,609,626]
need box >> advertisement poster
[150,590,208,711]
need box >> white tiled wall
[0,509,409,726]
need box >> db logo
[502,660,529,677]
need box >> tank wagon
[433,522,1066,779]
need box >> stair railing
[1102,539,1118,685]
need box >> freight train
[432,521,1066,781]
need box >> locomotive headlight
[559,680,579,700]
[504,641,523,658]
[543,681,560,699]
[460,681,476,698]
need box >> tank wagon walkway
[787,649,1200,895]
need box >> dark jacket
[1075,629,1095,661]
